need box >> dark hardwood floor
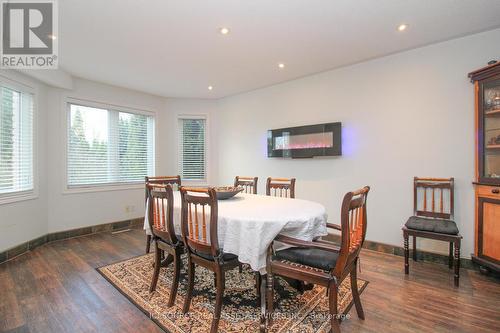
[1,227,499,333]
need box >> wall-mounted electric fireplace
[267,122,342,158]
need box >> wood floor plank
[0,267,25,332]
[0,227,498,333]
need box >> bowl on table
[214,186,244,200]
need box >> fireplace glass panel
[267,122,341,158]
[274,132,334,150]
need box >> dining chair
[266,177,296,198]
[234,175,258,273]
[234,176,258,194]
[147,183,183,306]
[402,177,462,286]
[180,187,240,333]
[145,175,181,253]
[261,177,297,295]
[234,176,258,273]
[266,186,370,333]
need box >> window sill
[0,191,38,205]
[63,183,144,195]
[181,180,209,187]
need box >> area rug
[97,254,368,333]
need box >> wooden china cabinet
[469,61,500,274]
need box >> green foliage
[68,109,150,185]
[68,109,108,185]
[119,113,148,181]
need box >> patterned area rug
[98,254,368,333]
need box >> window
[0,85,34,198]
[67,103,155,188]
[178,116,206,182]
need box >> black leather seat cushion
[273,247,339,271]
[155,233,183,245]
[405,216,459,235]
[195,251,238,262]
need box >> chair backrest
[145,175,181,203]
[266,177,296,198]
[147,183,178,245]
[234,176,258,194]
[413,177,454,220]
[180,187,220,258]
[334,186,370,278]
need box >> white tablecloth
[144,192,327,273]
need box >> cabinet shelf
[485,109,500,116]
[486,144,500,149]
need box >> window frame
[176,113,209,186]
[63,98,156,194]
[0,75,38,205]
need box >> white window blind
[67,103,154,188]
[178,117,206,181]
[0,86,34,196]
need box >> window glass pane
[483,82,500,179]
[0,86,33,195]
[68,104,109,186]
[178,118,206,181]
[118,112,151,182]
[67,103,154,188]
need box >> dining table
[143,190,328,330]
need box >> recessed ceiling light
[219,27,230,35]
[48,34,57,40]
[397,24,408,32]
[278,63,285,69]
[208,85,213,91]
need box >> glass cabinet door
[482,79,500,182]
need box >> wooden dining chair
[234,176,258,194]
[266,177,296,198]
[260,177,297,295]
[266,186,370,333]
[180,187,240,333]
[402,177,462,286]
[234,176,258,273]
[145,175,181,253]
[147,184,183,306]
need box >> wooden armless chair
[402,177,462,287]
[234,176,258,194]
[145,175,181,253]
[180,187,240,333]
[147,184,183,306]
[266,177,296,198]
[234,176,258,273]
[266,186,370,333]
[260,177,297,294]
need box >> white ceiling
[59,0,500,99]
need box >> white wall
[0,70,48,251]
[46,78,167,232]
[46,95,219,233]
[215,28,500,257]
